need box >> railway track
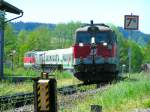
[0,82,106,111]
[59,84,109,110]
[0,92,34,111]
[9,83,110,112]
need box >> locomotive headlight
[79,43,84,47]
[103,42,108,46]
[91,37,95,44]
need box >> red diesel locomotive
[73,21,119,82]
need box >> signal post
[33,72,57,112]
[124,13,139,74]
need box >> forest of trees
[4,21,150,72]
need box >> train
[23,21,119,82]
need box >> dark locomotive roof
[76,23,112,32]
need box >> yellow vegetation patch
[57,77,80,88]
[0,81,33,96]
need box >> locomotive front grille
[74,64,117,73]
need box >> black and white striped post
[33,72,57,112]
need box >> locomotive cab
[23,51,36,68]
[73,21,119,82]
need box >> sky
[5,0,150,34]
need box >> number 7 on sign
[124,15,139,30]
[127,18,133,27]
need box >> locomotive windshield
[76,31,113,44]
[76,32,91,43]
[95,32,110,43]
[25,52,35,57]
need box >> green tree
[111,25,129,67]
[111,25,143,72]
[54,21,81,48]
[16,30,29,66]
[129,40,143,72]
[143,40,150,63]
[4,23,17,61]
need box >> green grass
[1,70,76,96]
[143,99,150,108]
[62,72,150,112]
[4,67,73,79]
[4,68,150,112]
[0,81,33,96]
[4,67,40,77]
[52,70,73,80]
[0,77,79,96]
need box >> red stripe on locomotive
[73,44,91,58]
[23,57,35,63]
[96,44,116,58]
[73,44,116,58]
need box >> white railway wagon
[44,47,73,70]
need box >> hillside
[11,21,55,31]
[118,27,150,46]
[11,22,150,46]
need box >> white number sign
[124,15,139,30]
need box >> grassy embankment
[1,69,79,96]
[0,81,32,96]
[62,72,150,112]
[4,67,80,86]
[4,66,80,86]
[4,67,41,77]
